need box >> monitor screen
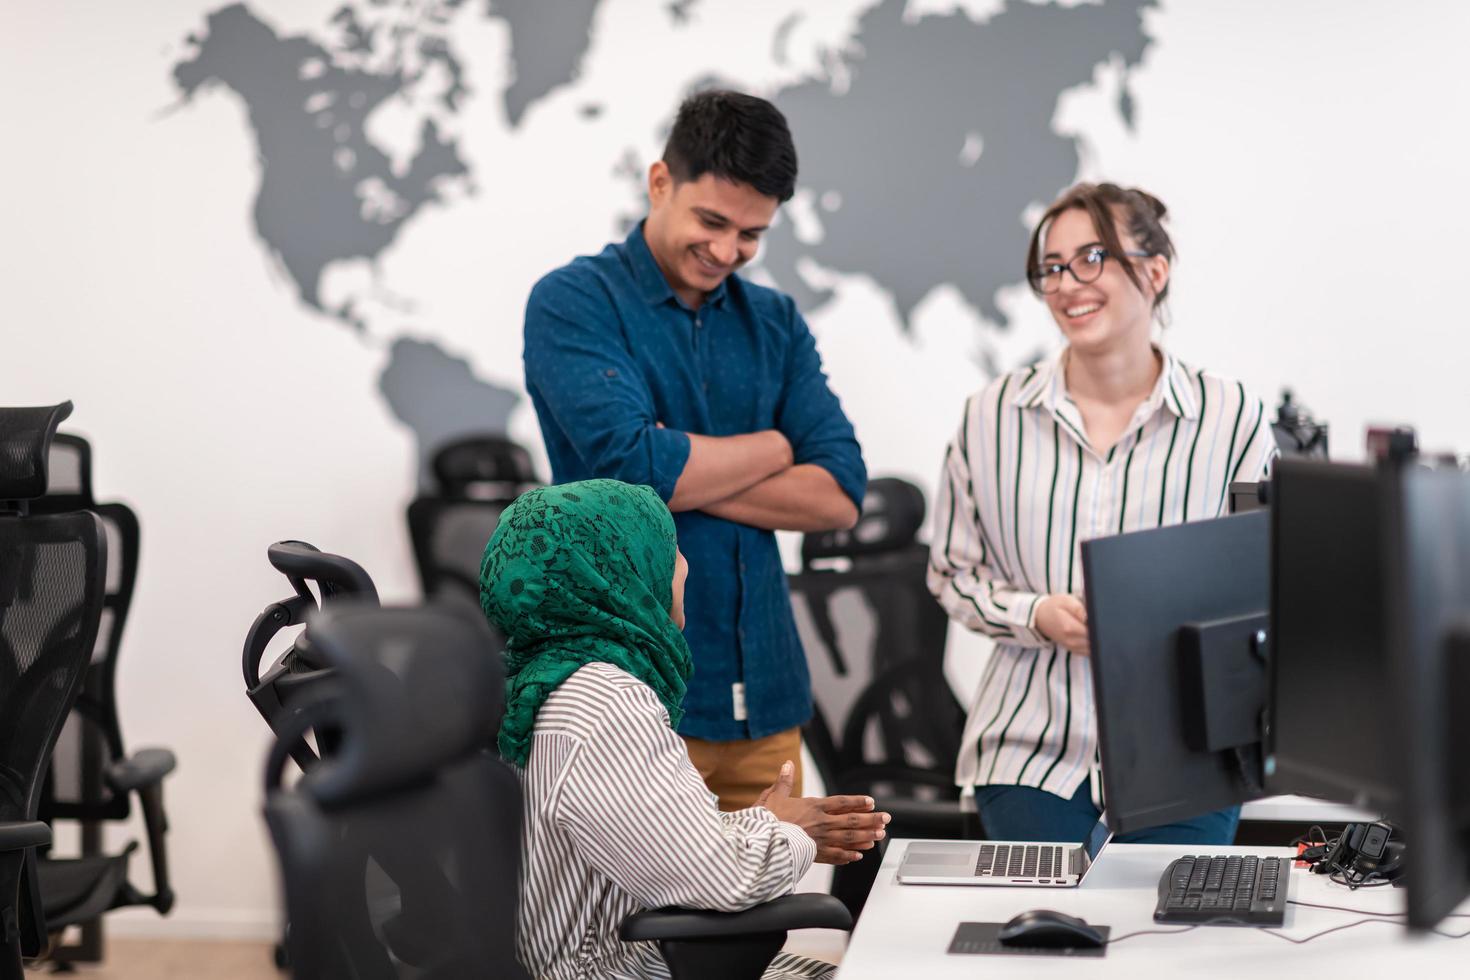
[1083,510,1270,836]
[1266,459,1399,812]
[1388,463,1470,929]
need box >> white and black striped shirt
[927,346,1276,802]
[516,662,833,980]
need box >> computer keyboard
[1154,854,1290,926]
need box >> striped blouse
[927,346,1276,803]
[516,662,834,980]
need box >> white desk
[837,840,1469,978]
[1239,794,1377,824]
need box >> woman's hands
[757,761,891,864]
[1035,593,1090,654]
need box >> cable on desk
[1289,899,1470,919]
[1107,914,1470,946]
[1288,899,1404,917]
[1104,926,1198,945]
[1268,918,1470,942]
[1289,825,1330,849]
[1261,918,1401,944]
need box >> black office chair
[242,541,379,773]
[406,435,540,616]
[262,604,529,980]
[29,432,175,964]
[262,604,850,980]
[789,477,971,917]
[0,402,108,980]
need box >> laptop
[896,818,1113,887]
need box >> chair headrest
[267,540,379,605]
[298,604,502,808]
[801,477,926,564]
[431,435,539,499]
[28,433,94,513]
[0,403,73,503]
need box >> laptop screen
[1076,819,1112,884]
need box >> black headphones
[1297,823,1406,888]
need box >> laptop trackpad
[904,844,979,875]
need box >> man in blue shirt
[522,90,866,809]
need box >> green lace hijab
[479,479,693,766]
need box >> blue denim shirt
[522,222,867,740]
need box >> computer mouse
[996,908,1105,949]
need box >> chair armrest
[0,821,51,852]
[620,893,852,943]
[107,747,177,793]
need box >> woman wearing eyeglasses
[927,182,1277,844]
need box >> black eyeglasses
[1029,246,1151,294]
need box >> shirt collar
[1159,350,1200,420]
[1011,350,1061,409]
[1011,345,1200,422]
[626,221,730,310]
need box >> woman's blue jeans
[973,778,1240,845]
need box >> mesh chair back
[789,478,962,796]
[31,435,140,821]
[243,542,380,772]
[407,435,540,625]
[263,605,525,980]
[0,403,108,965]
[0,515,107,823]
[406,499,514,608]
[0,404,106,813]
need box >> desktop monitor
[1385,462,1470,930]
[1228,481,1265,515]
[1265,459,1399,813]
[1268,456,1470,930]
[1083,510,1270,836]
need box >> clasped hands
[757,760,891,865]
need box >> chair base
[657,930,787,980]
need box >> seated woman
[480,479,890,980]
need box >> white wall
[3,0,1467,939]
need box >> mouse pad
[947,921,1109,958]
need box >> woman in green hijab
[482,477,693,768]
[480,479,889,980]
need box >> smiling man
[521,90,866,809]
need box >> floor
[45,940,279,979]
[50,935,843,977]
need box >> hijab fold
[479,479,692,766]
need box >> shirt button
[694,317,702,328]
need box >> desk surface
[1238,794,1377,824]
[837,840,1469,978]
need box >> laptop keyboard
[976,843,1068,880]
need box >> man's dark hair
[662,90,798,203]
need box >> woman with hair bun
[928,183,1276,844]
